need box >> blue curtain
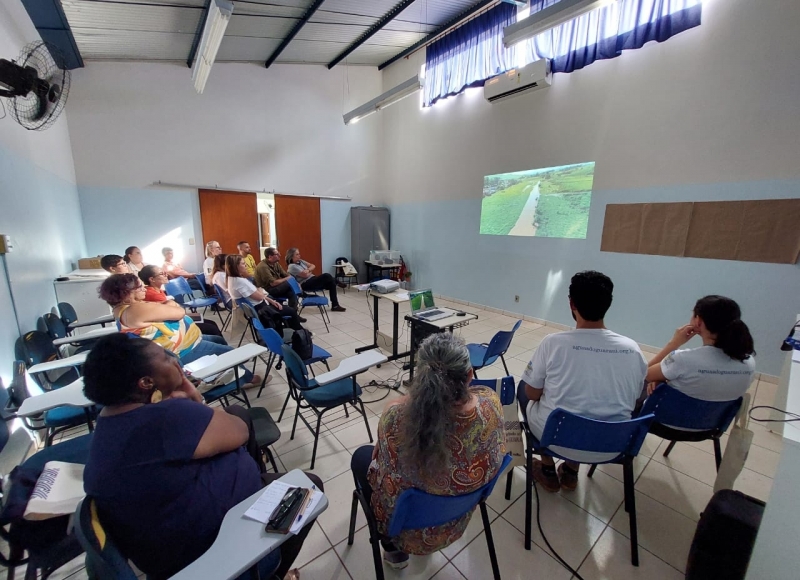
[423,3,517,107]
[521,0,702,73]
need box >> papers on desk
[395,292,409,300]
[355,283,371,292]
[183,355,236,388]
[244,481,322,534]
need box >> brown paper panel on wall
[684,201,745,261]
[736,200,800,264]
[601,204,642,253]
[639,202,693,256]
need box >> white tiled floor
[31,289,779,579]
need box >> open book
[23,461,85,521]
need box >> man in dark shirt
[255,247,298,308]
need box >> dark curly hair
[99,273,140,307]
[83,334,156,406]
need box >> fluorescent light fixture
[343,75,423,126]
[503,0,615,48]
[192,0,233,94]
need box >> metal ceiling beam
[327,0,418,70]
[378,0,497,71]
[20,0,84,69]
[265,0,326,68]
[186,0,212,68]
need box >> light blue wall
[79,186,204,271]
[320,199,352,270]
[0,145,86,381]
[390,179,800,377]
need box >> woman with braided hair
[350,333,506,569]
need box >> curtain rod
[149,181,352,201]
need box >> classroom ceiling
[58,0,494,68]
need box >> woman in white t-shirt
[210,254,230,303]
[646,295,756,401]
[203,240,222,277]
[225,255,305,331]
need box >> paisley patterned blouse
[366,386,506,554]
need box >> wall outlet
[0,235,13,254]
[514,295,520,303]
[188,238,195,246]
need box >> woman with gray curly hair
[351,333,506,569]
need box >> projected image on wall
[480,162,595,238]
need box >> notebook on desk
[409,289,455,322]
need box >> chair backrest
[281,344,310,390]
[164,277,193,304]
[235,298,258,321]
[539,409,655,460]
[43,312,68,340]
[387,454,512,537]
[74,498,139,580]
[58,302,79,327]
[482,320,522,364]
[9,360,32,408]
[213,284,232,310]
[287,276,302,296]
[36,316,48,333]
[252,319,284,356]
[470,377,515,406]
[196,273,207,290]
[0,379,13,453]
[15,331,58,366]
[641,383,742,434]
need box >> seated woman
[211,253,231,302]
[285,247,346,312]
[351,333,506,569]
[162,246,202,291]
[203,240,222,277]
[123,246,147,275]
[226,255,306,331]
[646,295,756,401]
[82,334,320,580]
[139,265,225,340]
[98,274,263,387]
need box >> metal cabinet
[350,206,390,283]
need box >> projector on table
[370,280,400,294]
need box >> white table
[314,349,388,386]
[17,378,93,417]
[405,310,479,382]
[52,326,117,347]
[69,314,115,330]
[170,469,328,580]
[28,352,88,375]
[188,344,268,381]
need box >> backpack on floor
[291,329,313,361]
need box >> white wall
[379,0,800,376]
[0,1,86,385]
[68,61,383,267]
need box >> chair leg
[587,464,597,478]
[501,354,510,376]
[277,392,291,422]
[319,306,330,332]
[713,438,722,472]
[480,502,502,580]
[359,399,373,442]
[662,440,677,457]
[348,491,359,545]
[290,404,301,439]
[505,468,513,500]
[623,460,640,566]
[309,413,324,470]
[524,441,533,550]
[264,448,279,473]
[343,403,350,418]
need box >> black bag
[291,329,314,361]
[686,489,765,580]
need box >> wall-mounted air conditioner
[484,59,551,104]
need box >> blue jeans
[203,334,228,346]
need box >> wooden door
[274,195,322,270]
[198,190,259,259]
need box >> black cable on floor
[533,478,586,580]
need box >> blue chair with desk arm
[506,384,655,566]
[0,374,94,580]
[466,320,522,377]
[165,277,218,319]
[639,383,743,471]
[281,344,372,469]
[212,284,234,332]
[287,277,330,333]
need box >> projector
[370,280,400,294]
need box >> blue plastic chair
[349,454,512,580]
[640,383,743,471]
[288,276,330,333]
[466,320,521,377]
[252,320,331,399]
[212,283,233,331]
[471,376,516,406]
[510,389,655,566]
[164,276,217,316]
[282,344,372,469]
[233,298,262,347]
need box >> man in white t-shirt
[519,271,647,492]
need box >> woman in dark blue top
[82,334,321,580]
